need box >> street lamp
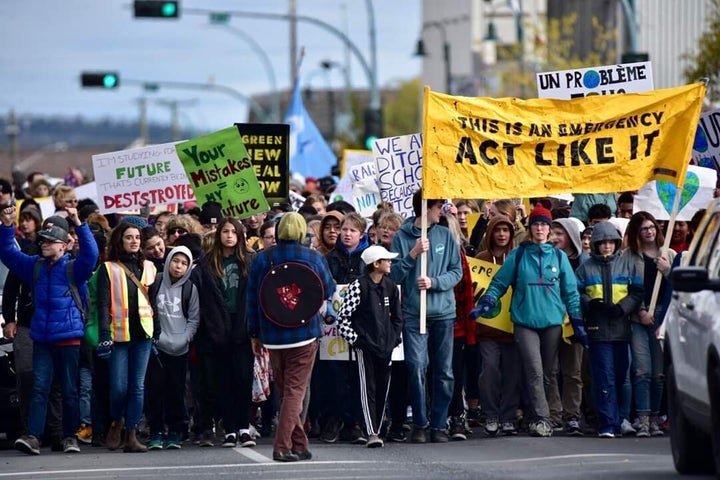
[415,21,452,94]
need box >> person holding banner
[473,204,582,437]
[624,212,675,437]
[389,189,462,444]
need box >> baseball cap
[38,215,70,243]
[360,245,398,265]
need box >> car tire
[668,364,714,474]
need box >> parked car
[664,201,720,476]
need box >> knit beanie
[528,204,553,226]
[122,215,149,229]
[277,212,307,242]
[199,201,223,226]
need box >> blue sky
[0,0,421,132]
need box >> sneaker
[565,418,583,436]
[620,418,636,436]
[198,430,214,447]
[320,417,344,444]
[410,426,427,443]
[484,417,499,437]
[293,449,312,460]
[598,430,615,438]
[366,433,384,448]
[166,432,182,449]
[636,416,650,438]
[148,433,163,450]
[551,420,564,432]
[239,432,256,448]
[649,417,664,437]
[501,422,518,436]
[449,417,467,441]
[63,436,80,453]
[76,424,93,444]
[350,424,367,445]
[466,408,482,427]
[15,435,40,455]
[221,433,237,448]
[273,451,300,462]
[530,420,553,437]
[387,426,407,442]
[430,429,449,443]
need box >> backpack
[152,275,196,319]
[510,242,564,289]
[33,258,87,321]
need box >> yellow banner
[422,83,706,199]
[468,257,513,334]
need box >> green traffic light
[161,2,177,16]
[365,135,378,150]
[103,74,118,88]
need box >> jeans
[78,365,93,425]
[588,341,630,434]
[27,342,80,439]
[109,339,152,430]
[631,323,664,415]
[403,318,454,430]
[514,324,561,422]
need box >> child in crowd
[146,246,200,450]
[337,245,403,448]
[575,221,644,438]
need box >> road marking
[233,446,272,462]
[454,453,666,465]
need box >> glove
[569,317,589,349]
[97,330,113,360]
[608,304,624,318]
[588,298,607,312]
[324,299,337,324]
[470,297,495,320]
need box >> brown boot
[106,418,125,450]
[123,429,148,453]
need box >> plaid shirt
[247,240,336,346]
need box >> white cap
[361,245,399,265]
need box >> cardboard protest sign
[536,61,653,99]
[691,108,720,186]
[634,165,717,221]
[467,257,513,334]
[373,133,423,218]
[175,126,269,219]
[235,123,289,204]
[92,142,195,214]
[422,83,706,199]
[349,161,381,217]
[319,284,403,361]
[332,149,374,206]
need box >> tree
[383,79,421,138]
[683,0,720,102]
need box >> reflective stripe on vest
[105,261,156,341]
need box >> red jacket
[453,251,476,345]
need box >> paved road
[0,434,712,480]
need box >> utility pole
[289,0,298,87]
[6,109,19,174]
[155,98,197,141]
[137,97,148,145]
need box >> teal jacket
[390,217,462,322]
[484,241,581,329]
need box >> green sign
[175,126,269,219]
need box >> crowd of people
[0,171,702,461]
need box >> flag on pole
[284,80,337,179]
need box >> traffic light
[80,72,120,89]
[363,108,383,150]
[134,0,180,18]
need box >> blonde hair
[52,185,76,209]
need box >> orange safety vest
[105,260,156,342]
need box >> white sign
[332,149,374,208]
[92,142,195,214]
[691,108,720,181]
[536,61,653,99]
[349,162,381,217]
[373,133,423,218]
[634,165,717,221]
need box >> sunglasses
[168,228,188,236]
[65,198,78,204]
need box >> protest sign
[332,149,374,206]
[92,142,195,214]
[691,108,720,185]
[634,165,717,220]
[536,61,653,99]
[349,161,381,217]
[467,257,513,334]
[175,126,269,219]
[236,123,289,203]
[422,83,706,199]
[373,133,423,218]
[319,284,403,361]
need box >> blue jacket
[326,234,370,284]
[389,217,462,322]
[247,240,336,347]
[0,223,98,344]
[484,241,581,329]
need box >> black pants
[448,338,466,417]
[189,349,218,434]
[387,360,408,428]
[356,348,392,436]
[146,351,188,434]
[217,342,254,433]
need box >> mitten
[470,297,495,320]
[569,317,589,349]
[97,330,113,360]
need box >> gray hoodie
[155,246,199,356]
